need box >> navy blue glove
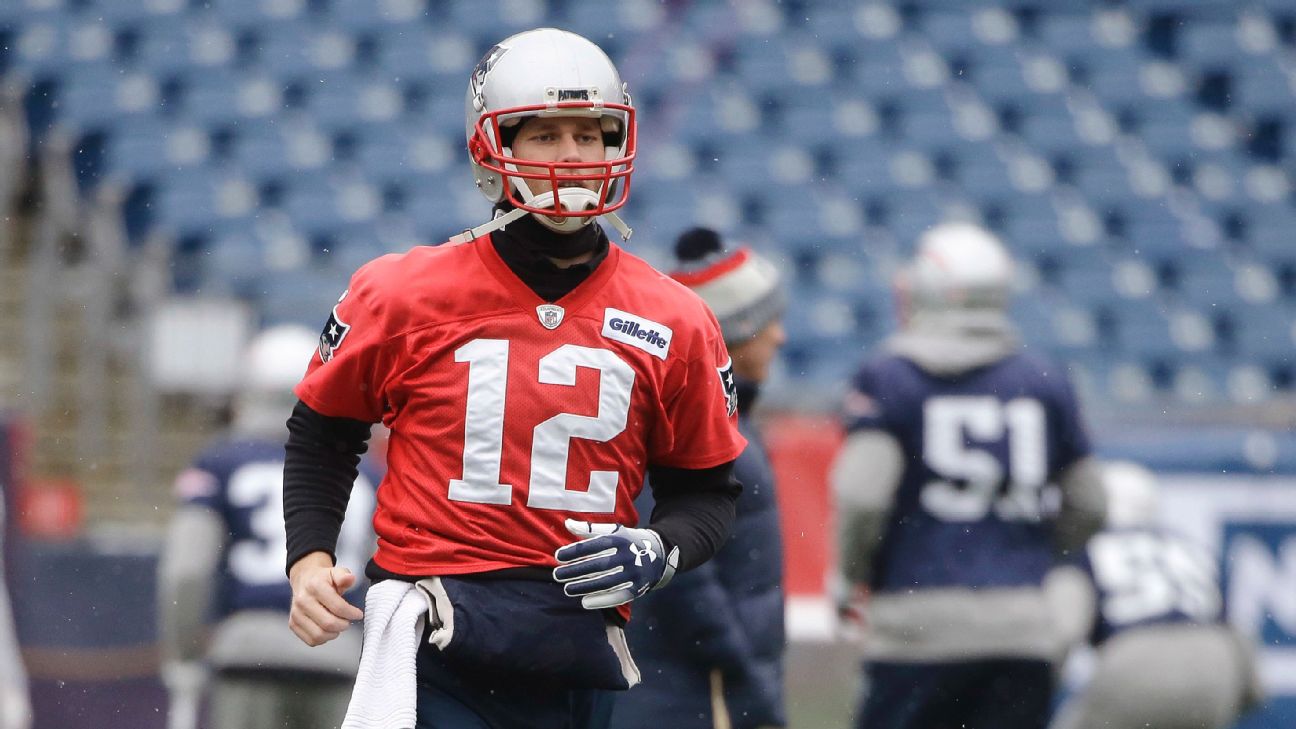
[553,519,680,610]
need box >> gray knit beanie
[669,228,785,345]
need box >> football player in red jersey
[282,28,746,729]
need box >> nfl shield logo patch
[536,304,565,330]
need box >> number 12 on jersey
[449,338,636,513]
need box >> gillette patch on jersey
[602,308,672,360]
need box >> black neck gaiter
[491,206,610,303]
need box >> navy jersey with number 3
[173,438,377,617]
[844,352,1091,592]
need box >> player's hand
[553,519,680,610]
[835,580,870,640]
[288,551,364,646]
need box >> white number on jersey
[920,396,1053,522]
[227,461,375,586]
[449,339,636,513]
[1089,531,1221,626]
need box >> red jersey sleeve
[650,307,747,469]
[294,264,396,423]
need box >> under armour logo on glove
[553,519,680,610]
[630,540,657,567]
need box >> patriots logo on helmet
[318,291,352,363]
[470,44,508,106]
[717,358,738,417]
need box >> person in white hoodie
[156,325,376,729]
[831,222,1106,729]
[1045,461,1264,729]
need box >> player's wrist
[288,551,335,584]
[643,529,679,591]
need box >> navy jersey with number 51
[843,352,1091,592]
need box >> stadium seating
[5,0,1295,408]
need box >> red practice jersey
[296,236,747,577]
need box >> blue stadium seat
[200,222,272,296]
[53,67,165,134]
[1233,60,1295,117]
[101,120,213,188]
[1053,265,1121,308]
[327,0,429,32]
[969,57,1042,107]
[948,148,1016,196]
[1034,13,1100,57]
[880,192,957,245]
[1168,269,1239,317]
[1110,304,1179,360]
[149,169,260,239]
[444,0,551,47]
[372,26,470,88]
[731,36,802,94]
[131,18,239,74]
[898,106,960,147]
[763,185,830,248]
[300,72,403,130]
[350,123,455,187]
[1016,111,1086,156]
[229,120,333,180]
[206,0,310,27]
[401,181,472,242]
[802,4,866,48]
[1243,203,1296,256]
[1178,21,1242,68]
[1078,58,1149,108]
[174,68,286,126]
[248,22,347,77]
[258,267,354,327]
[833,141,899,197]
[275,174,381,236]
[849,43,910,96]
[1229,303,1296,361]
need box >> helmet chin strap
[450,175,633,244]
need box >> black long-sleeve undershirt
[283,403,741,578]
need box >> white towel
[341,580,432,729]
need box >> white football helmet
[895,222,1014,321]
[232,324,318,438]
[1102,460,1161,529]
[459,28,635,241]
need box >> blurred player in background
[157,324,376,729]
[611,228,787,729]
[831,222,1107,729]
[0,498,30,729]
[282,28,745,729]
[1045,461,1264,729]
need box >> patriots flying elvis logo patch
[318,290,351,363]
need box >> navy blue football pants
[854,659,1054,729]
[414,633,615,729]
